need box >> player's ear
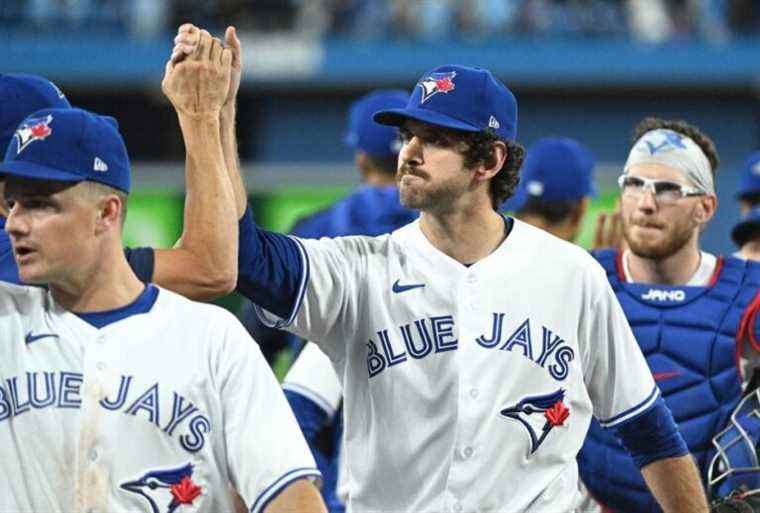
[94,194,124,234]
[694,194,717,225]
[474,140,507,182]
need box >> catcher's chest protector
[578,249,760,513]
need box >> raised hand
[162,30,232,119]
[223,26,242,110]
[592,210,624,251]
[171,24,241,110]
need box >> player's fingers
[610,212,623,247]
[177,23,197,35]
[192,30,210,61]
[171,42,193,57]
[221,47,233,69]
[593,213,607,249]
[174,32,197,46]
[210,36,223,64]
[225,26,242,67]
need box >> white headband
[624,128,715,195]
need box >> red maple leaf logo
[30,123,51,139]
[170,476,202,505]
[544,400,570,427]
[435,77,455,93]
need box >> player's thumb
[225,26,241,61]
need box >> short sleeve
[218,317,320,513]
[255,235,370,361]
[580,266,660,428]
[283,342,343,419]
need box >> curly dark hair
[632,117,720,177]
[460,129,525,209]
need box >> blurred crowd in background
[2,0,759,43]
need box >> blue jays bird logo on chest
[14,114,53,154]
[121,463,202,512]
[500,389,570,455]
[417,71,456,103]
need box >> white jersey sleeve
[283,342,343,419]
[218,316,320,513]
[255,235,378,361]
[580,263,659,427]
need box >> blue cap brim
[0,160,84,184]
[374,107,480,133]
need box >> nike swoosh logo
[653,371,682,382]
[25,332,60,345]
[392,279,425,294]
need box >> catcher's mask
[709,386,760,498]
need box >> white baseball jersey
[0,283,319,513]
[256,218,659,513]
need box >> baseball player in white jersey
[229,65,712,513]
[0,36,325,513]
[169,26,709,512]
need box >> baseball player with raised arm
[0,36,325,513]
[579,118,760,513]
[0,69,237,299]
[225,63,709,512]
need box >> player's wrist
[177,109,223,125]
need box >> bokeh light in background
[2,0,759,255]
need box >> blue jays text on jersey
[0,371,211,452]
[366,312,574,381]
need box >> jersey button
[466,274,477,284]
[452,502,463,513]
[462,446,474,459]
[96,362,106,372]
[89,448,98,462]
[96,335,105,344]
[469,388,479,399]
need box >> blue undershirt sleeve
[613,396,688,468]
[237,206,304,320]
[284,390,330,446]
[123,246,155,283]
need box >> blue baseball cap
[373,65,518,141]
[732,207,760,247]
[736,151,760,200]
[0,73,70,155]
[504,137,596,211]
[2,107,131,193]
[345,90,409,158]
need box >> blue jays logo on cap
[1,107,131,193]
[418,71,457,104]
[643,130,687,155]
[500,388,570,455]
[14,114,53,154]
[373,65,518,141]
[121,462,202,513]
